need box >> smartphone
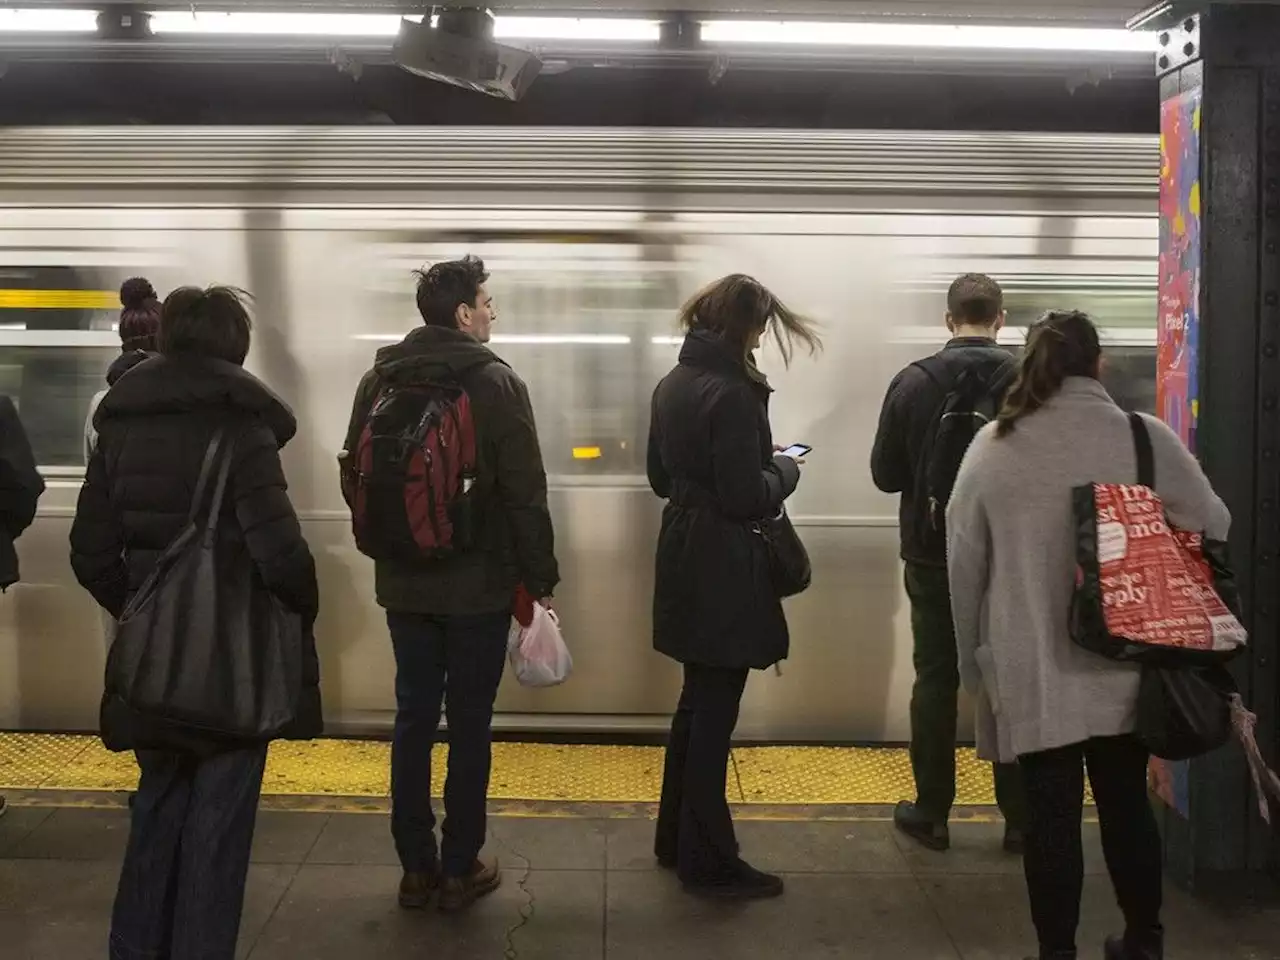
[778,443,812,460]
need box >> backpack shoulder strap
[911,353,970,399]
[910,353,947,387]
[983,354,1018,400]
[1129,413,1155,488]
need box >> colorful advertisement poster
[1158,88,1202,449]
[1151,87,1203,819]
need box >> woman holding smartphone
[646,274,820,900]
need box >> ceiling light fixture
[148,12,408,37]
[0,8,97,32]
[145,11,659,42]
[700,20,1160,53]
[495,17,660,42]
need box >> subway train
[0,127,1159,742]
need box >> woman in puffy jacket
[70,286,321,960]
[85,278,161,656]
[646,274,819,900]
[946,310,1229,960]
[84,277,160,464]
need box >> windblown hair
[677,273,821,366]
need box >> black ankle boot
[1023,950,1076,960]
[1104,926,1164,960]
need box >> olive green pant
[905,562,1026,828]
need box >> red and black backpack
[344,379,479,563]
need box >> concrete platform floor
[1,804,1277,960]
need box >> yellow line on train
[0,289,118,310]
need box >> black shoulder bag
[752,507,811,599]
[102,428,303,748]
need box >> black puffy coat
[70,354,321,753]
[0,396,44,590]
[646,331,801,671]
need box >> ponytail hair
[996,310,1101,437]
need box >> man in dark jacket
[342,255,558,913]
[870,273,1026,853]
[0,395,43,818]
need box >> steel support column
[1144,1,1280,889]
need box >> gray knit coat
[946,377,1231,763]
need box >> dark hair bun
[120,277,157,311]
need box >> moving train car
[0,128,1158,742]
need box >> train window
[1001,289,1156,332]
[360,241,690,479]
[0,268,129,469]
[891,273,1158,421]
[996,345,1156,414]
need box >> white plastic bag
[508,603,573,688]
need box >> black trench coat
[646,330,801,671]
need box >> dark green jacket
[342,326,559,615]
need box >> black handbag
[1137,662,1237,761]
[103,428,302,746]
[752,508,811,599]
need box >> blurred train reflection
[0,128,1159,742]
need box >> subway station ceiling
[0,1,1163,128]
[0,1,1143,25]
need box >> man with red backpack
[870,273,1026,854]
[341,255,559,913]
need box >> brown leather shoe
[398,869,440,909]
[437,857,502,913]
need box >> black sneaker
[681,859,784,901]
[893,801,949,851]
[1003,826,1025,855]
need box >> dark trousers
[109,745,267,960]
[655,663,751,881]
[905,562,1026,827]
[387,609,509,878]
[1020,734,1163,954]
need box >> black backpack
[911,352,1016,553]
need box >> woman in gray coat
[946,311,1229,960]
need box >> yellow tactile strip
[0,733,1087,805]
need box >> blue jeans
[387,609,509,878]
[110,745,267,960]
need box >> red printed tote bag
[1070,414,1246,666]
